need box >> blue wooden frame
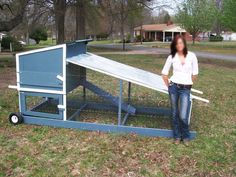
[23,116,196,139]
[20,92,64,119]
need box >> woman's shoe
[174,139,181,145]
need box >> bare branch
[0,3,13,14]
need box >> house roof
[134,24,186,32]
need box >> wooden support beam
[81,80,136,114]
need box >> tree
[100,0,116,40]
[0,0,28,32]
[30,27,48,44]
[214,0,223,35]
[53,0,66,44]
[176,0,216,44]
[110,0,152,50]
[126,0,144,43]
[154,10,171,24]
[222,0,236,31]
[76,0,86,39]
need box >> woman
[162,35,198,145]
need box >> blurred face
[176,38,185,52]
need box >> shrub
[96,33,109,40]
[126,34,131,43]
[118,39,131,43]
[0,36,23,51]
[30,27,48,44]
[143,38,154,42]
[135,35,142,42]
[209,35,223,42]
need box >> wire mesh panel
[66,68,171,129]
[26,96,59,114]
[20,92,63,119]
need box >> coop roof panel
[67,53,168,94]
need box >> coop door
[20,92,64,119]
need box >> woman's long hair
[170,35,188,58]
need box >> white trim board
[16,44,65,57]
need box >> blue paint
[118,80,123,125]
[19,48,63,90]
[66,41,87,58]
[66,63,84,92]
[20,71,63,88]
[23,116,197,139]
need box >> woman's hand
[162,75,169,88]
[192,75,198,82]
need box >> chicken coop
[8,39,209,139]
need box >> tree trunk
[54,0,66,44]
[121,0,125,51]
[140,24,143,44]
[192,33,196,45]
[121,22,125,50]
[76,0,86,39]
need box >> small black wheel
[9,113,23,125]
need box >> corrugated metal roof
[67,53,168,94]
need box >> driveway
[89,43,236,61]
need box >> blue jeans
[168,83,191,140]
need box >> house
[0,33,6,40]
[221,32,236,41]
[134,22,193,42]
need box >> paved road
[89,43,236,61]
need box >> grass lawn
[141,41,236,55]
[0,53,235,176]
[90,40,119,45]
[24,39,115,51]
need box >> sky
[152,0,183,16]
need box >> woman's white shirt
[161,51,199,85]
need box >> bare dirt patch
[0,68,16,90]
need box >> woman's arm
[162,75,169,87]
[192,75,198,82]
[192,54,199,83]
[161,56,172,87]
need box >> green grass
[24,39,116,51]
[24,38,56,50]
[90,40,119,45]
[0,54,235,176]
[88,46,128,53]
[141,41,236,55]
[0,55,15,68]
